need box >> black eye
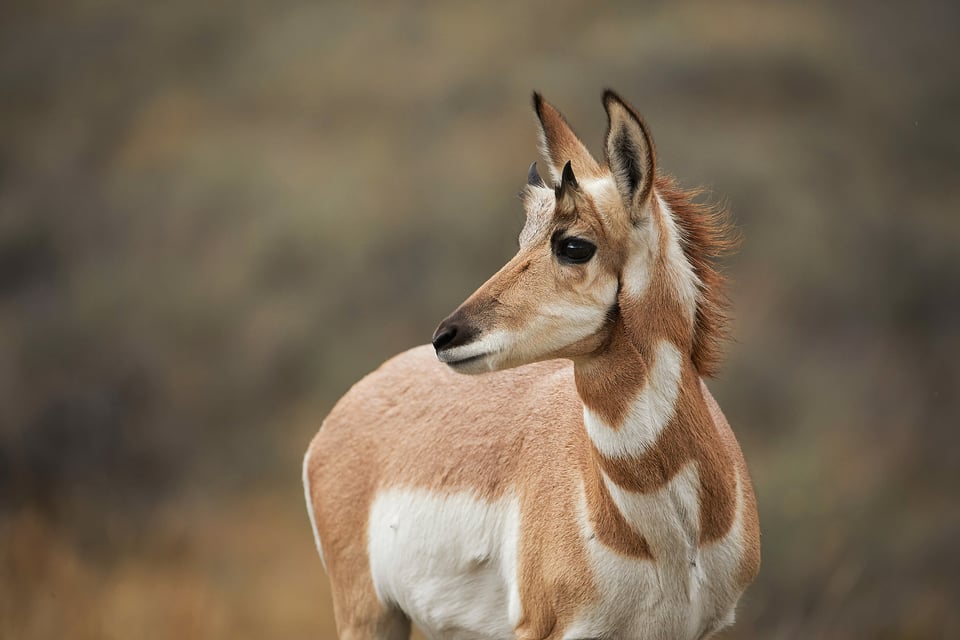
[556,237,596,264]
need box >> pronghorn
[303,90,760,640]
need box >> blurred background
[1,1,958,638]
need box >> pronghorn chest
[365,468,744,640]
[566,464,743,640]
[367,488,522,639]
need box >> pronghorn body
[304,91,760,639]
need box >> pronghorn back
[304,91,759,640]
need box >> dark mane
[656,175,739,378]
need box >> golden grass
[1,494,336,640]
[0,490,436,639]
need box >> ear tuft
[603,90,657,217]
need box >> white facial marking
[436,328,512,372]
[368,489,520,637]
[532,278,615,331]
[585,340,684,458]
[519,187,555,248]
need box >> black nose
[432,324,458,351]
[431,315,478,352]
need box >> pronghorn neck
[571,284,739,557]
[574,190,700,443]
[568,193,740,555]
[574,310,695,458]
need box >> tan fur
[306,347,756,636]
[305,91,760,639]
[307,350,596,637]
[533,92,602,183]
[701,378,761,584]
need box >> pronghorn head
[433,90,723,375]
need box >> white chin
[444,353,494,375]
[435,329,512,373]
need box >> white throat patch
[584,340,684,458]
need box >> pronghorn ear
[532,92,601,185]
[603,90,656,217]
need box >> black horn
[527,161,545,188]
[555,160,579,200]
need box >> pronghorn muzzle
[431,309,479,354]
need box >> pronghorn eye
[556,237,596,264]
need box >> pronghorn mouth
[439,351,489,367]
[434,329,508,371]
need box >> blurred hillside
[1,1,959,638]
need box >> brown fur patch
[576,309,738,550]
[700,379,761,584]
[582,457,654,558]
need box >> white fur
[367,489,521,639]
[363,436,745,640]
[519,187,555,247]
[519,285,617,355]
[436,329,511,369]
[512,296,612,366]
[657,194,700,325]
[302,446,326,569]
[563,464,744,640]
[364,478,743,640]
[695,470,747,636]
[622,224,658,301]
[584,340,684,458]
[535,128,562,185]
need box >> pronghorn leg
[328,571,410,640]
[305,438,408,639]
[335,611,410,640]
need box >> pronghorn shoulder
[309,346,584,496]
[325,344,579,427]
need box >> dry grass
[1,493,337,640]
